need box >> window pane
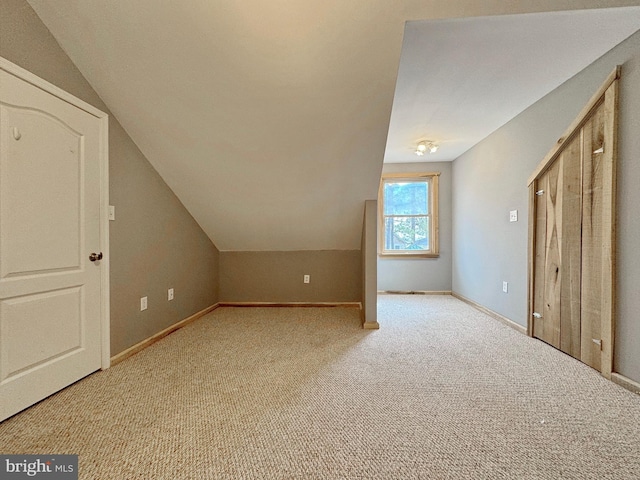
[383,181,428,215]
[384,216,430,251]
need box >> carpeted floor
[1,295,639,479]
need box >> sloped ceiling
[386,9,640,162]
[25,1,640,251]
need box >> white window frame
[378,172,439,258]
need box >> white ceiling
[385,9,640,163]
[24,1,640,250]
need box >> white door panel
[1,105,83,278]
[0,64,107,421]
[1,287,83,380]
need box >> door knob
[89,252,103,262]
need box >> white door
[0,63,108,421]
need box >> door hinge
[592,338,603,351]
[535,190,544,196]
[532,312,542,319]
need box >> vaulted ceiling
[386,9,640,163]
[25,1,640,251]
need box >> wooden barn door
[528,67,618,378]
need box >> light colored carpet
[1,295,639,479]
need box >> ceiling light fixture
[415,141,438,156]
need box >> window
[378,172,439,257]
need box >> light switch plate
[109,205,115,221]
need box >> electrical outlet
[140,296,148,311]
[168,288,174,301]
[303,274,310,284]
[509,210,518,222]
[502,281,508,293]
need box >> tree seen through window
[379,173,439,256]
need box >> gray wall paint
[220,251,361,303]
[6,0,638,382]
[378,162,452,292]
[452,30,640,383]
[1,0,220,356]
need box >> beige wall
[361,200,378,327]
[220,251,361,303]
[0,0,220,355]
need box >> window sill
[378,252,440,259]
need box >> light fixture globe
[415,140,438,156]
